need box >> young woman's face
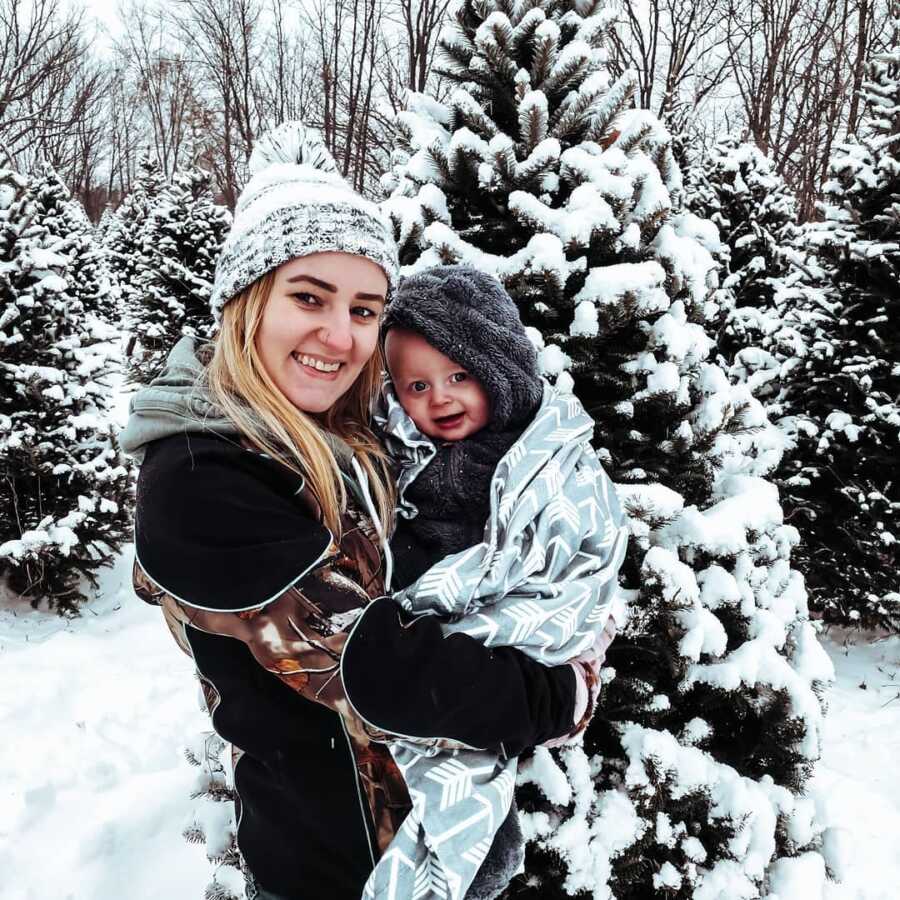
[384,328,491,441]
[256,252,387,413]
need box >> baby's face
[384,328,490,441]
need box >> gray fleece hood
[118,336,239,462]
[119,335,357,476]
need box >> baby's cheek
[403,403,429,433]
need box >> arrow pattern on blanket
[367,382,631,900]
[424,758,494,811]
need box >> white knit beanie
[209,122,399,321]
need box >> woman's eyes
[450,372,468,383]
[290,293,378,320]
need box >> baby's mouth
[434,412,465,429]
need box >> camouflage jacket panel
[133,473,411,856]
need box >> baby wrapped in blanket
[367,265,629,900]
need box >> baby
[382,265,546,586]
[371,265,624,900]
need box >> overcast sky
[76,0,122,48]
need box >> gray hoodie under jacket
[119,335,356,474]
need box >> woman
[120,123,588,900]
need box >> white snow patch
[0,550,210,899]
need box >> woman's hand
[542,615,617,748]
[595,614,618,661]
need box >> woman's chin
[276,364,352,414]
[285,387,343,414]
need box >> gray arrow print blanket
[362,382,630,900]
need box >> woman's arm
[153,576,582,755]
[341,596,579,757]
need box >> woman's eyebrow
[286,274,384,303]
[286,274,336,291]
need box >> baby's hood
[118,335,240,462]
[382,265,543,432]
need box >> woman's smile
[291,351,345,380]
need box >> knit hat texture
[209,122,399,320]
[382,265,542,431]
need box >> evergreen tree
[96,204,117,242]
[778,9,900,631]
[128,168,231,384]
[183,732,244,900]
[95,206,126,327]
[0,165,132,614]
[104,152,165,322]
[383,1,837,896]
[683,138,804,399]
[27,165,120,324]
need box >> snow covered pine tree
[382,1,839,896]
[23,165,122,326]
[104,151,166,321]
[780,7,900,632]
[96,204,118,243]
[683,137,805,402]
[182,731,245,900]
[127,168,231,384]
[0,165,132,613]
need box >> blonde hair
[203,272,395,538]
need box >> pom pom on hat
[210,121,398,321]
[247,121,340,176]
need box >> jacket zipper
[349,456,394,592]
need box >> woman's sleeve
[341,596,578,757]
[135,433,334,612]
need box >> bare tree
[258,0,319,125]
[103,64,145,205]
[339,0,381,188]
[171,0,266,208]
[395,0,452,92]
[606,0,890,219]
[301,0,398,193]
[114,1,206,178]
[846,0,874,135]
[0,0,97,163]
[607,0,740,129]
[725,0,891,218]
[28,53,110,218]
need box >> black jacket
[133,432,576,899]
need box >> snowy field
[1,552,898,900]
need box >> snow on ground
[0,551,210,900]
[1,559,898,899]
[812,629,900,900]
